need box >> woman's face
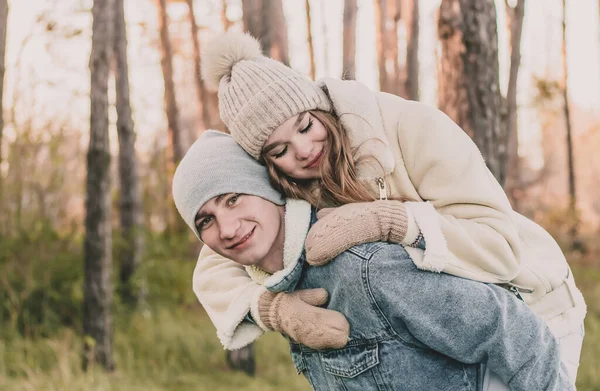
[262,112,327,180]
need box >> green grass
[0,232,598,390]
[0,305,311,391]
[572,265,600,391]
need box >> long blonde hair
[262,110,376,207]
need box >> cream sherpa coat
[193,78,586,350]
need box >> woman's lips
[305,150,323,169]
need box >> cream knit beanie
[202,32,332,160]
[172,130,285,240]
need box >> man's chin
[229,253,264,268]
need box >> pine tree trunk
[84,0,115,372]
[186,0,209,131]
[376,0,401,94]
[223,0,260,359]
[264,0,289,66]
[222,0,231,31]
[503,0,525,209]
[114,0,144,306]
[374,0,388,91]
[437,0,506,185]
[386,0,400,94]
[320,0,330,76]
[157,0,183,166]
[561,0,578,235]
[242,0,289,66]
[0,0,7,213]
[305,0,316,80]
[342,0,357,80]
[242,0,262,39]
[400,0,419,100]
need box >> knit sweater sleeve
[394,100,521,283]
[193,245,268,350]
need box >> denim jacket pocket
[321,340,379,378]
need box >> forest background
[1,0,599,390]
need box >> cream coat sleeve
[193,245,268,350]
[394,100,522,283]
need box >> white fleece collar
[245,199,312,286]
[318,78,396,180]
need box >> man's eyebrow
[214,194,227,206]
[194,194,229,222]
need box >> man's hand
[258,288,349,349]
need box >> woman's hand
[305,200,408,266]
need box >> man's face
[195,193,285,270]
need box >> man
[173,130,573,390]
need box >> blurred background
[0,0,599,389]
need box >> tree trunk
[342,0,357,80]
[400,0,419,100]
[226,343,256,376]
[223,0,261,358]
[0,0,7,212]
[503,0,525,209]
[437,0,506,185]
[264,0,289,66]
[157,0,183,167]
[305,0,316,80]
[242,0,289,65]
[386,0,400,94]
[84,0,115,372]
[242,0,262,38]
[114,0,144,306]
[375,0,401,93]
[374,0,388,91]
[186,0,209,131]
[222,0,231,31]
[320,0,330,76]
[561,0,578,236]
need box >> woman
[196,32,586,381]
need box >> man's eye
[227,194,240,206]
[197,217,213,230]
[274,146,287,159]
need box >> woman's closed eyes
[273,118,314,159]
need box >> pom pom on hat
[201,32,263,91]
[201,32,332,158]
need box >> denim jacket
[267,215,573,391]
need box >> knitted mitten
[258,288,350,349]
[305,200,408,266]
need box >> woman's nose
[295,142,312,160]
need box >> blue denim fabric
[274,212,572,391]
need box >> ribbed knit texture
[206,34,332,159]
[305,200,409,266]
[172,130,284,239]
[257,288,350,350]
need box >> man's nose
[219,215,240,240]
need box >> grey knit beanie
[172,130,285,239]
[201,32,332,160]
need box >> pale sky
[3,0,600,163]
